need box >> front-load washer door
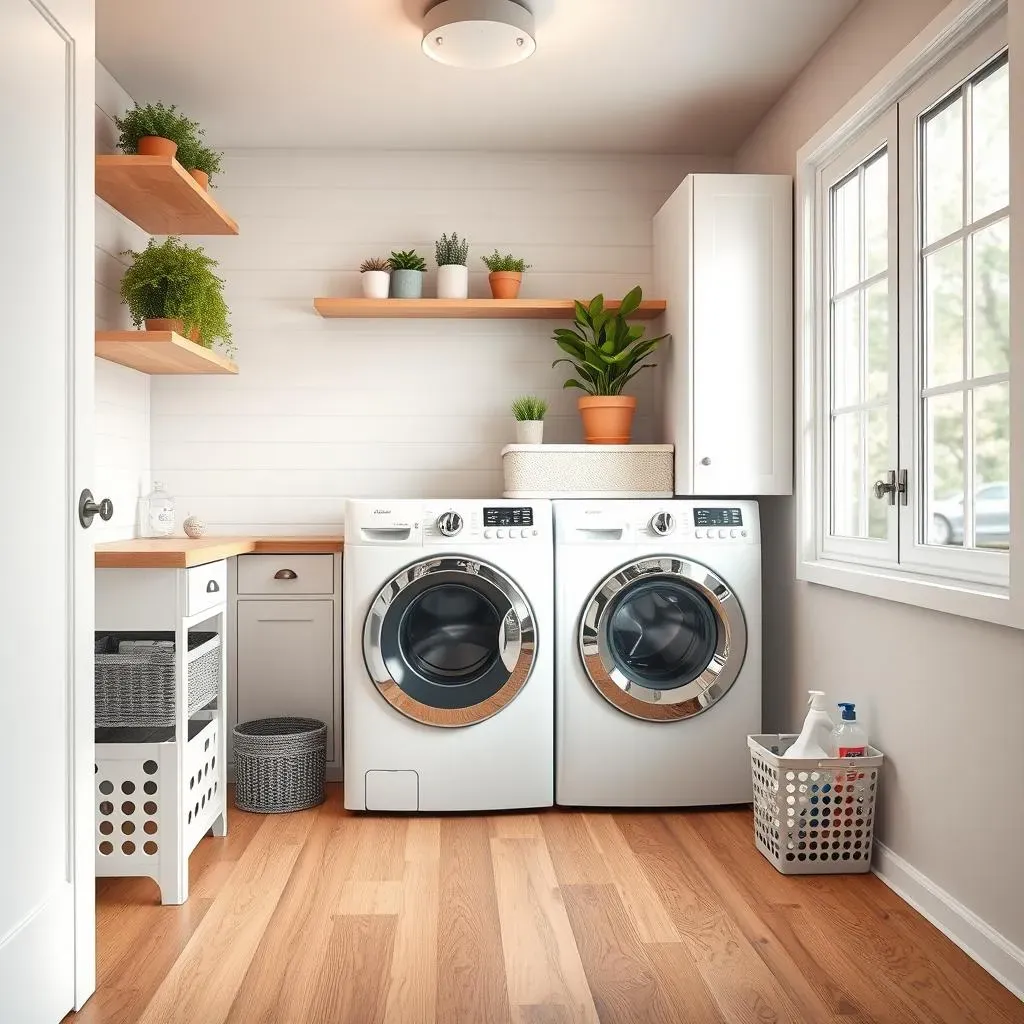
[364,556,536,727]
[579,557,747,722]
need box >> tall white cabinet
[654,173,793,495]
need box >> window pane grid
[918,51,1009,556]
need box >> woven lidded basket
[94,631,220,728]
[233,717,326,813]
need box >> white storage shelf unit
[653,173,793,496]
[95,561,229,905]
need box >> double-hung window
[800,8,1013,621]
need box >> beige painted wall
[736,0,1024,949]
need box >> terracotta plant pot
[137,136,178,159]
[489,271,522,299]
[578,395,637,445]
[144,317,184,334]
[189,169,209,191]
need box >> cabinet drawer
[186,560,227,616]
[237,554,334,596]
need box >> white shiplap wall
[95,64,150,541]
[150,151,728,534]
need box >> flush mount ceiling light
[422,0,536,69]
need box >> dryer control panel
[554,499,760,545]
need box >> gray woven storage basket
[94,631,220,728]
[233,717,326,813]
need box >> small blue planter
[390,269,424,299]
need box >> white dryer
[554,499,761,807]
[344,499,553,812]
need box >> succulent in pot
[552,286,665,444]
[360,257,391,299]
[119,236,235,358]
[388,250,427,299]
[114,101,202,160]
[435,232,470,299]
[482,250,531,299]
[511,395,548,445]
[176,138,224,190]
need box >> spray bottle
[787,690,836,759]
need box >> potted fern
[176,139,224,191]
[389,250,427,299]
[435,232,470,299]
[114,102,201,160]
[552,287,665,444]
[482,250,531,299]
[512,396,548,445]
[360,257,391,299]
[119,237,235,357]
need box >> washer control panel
[422,501,549,544]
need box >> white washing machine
[344,499,553,812]
[554,499,761,807]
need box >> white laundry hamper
[748,734,884,875]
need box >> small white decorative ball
[183,514,207,539]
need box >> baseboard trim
[873,841,1024,1000]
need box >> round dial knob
[436,511,463,537]
[650,511,675,536]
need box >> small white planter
[361,270,390,299]
[516,420,544,445]
[436,264,469,299]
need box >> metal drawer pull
[206,580,220,593]
[274,569,299,580]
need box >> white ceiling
[96,0,859,154]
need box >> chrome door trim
[579,556,747,722]
[364,556,536,727]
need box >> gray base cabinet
[229,554,342,780]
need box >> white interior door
[0,0,96,1019]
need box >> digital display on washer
[694,507,743,527]
[484,506,534,527]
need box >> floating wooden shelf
[95,331,238,375]
[312,298,667,320]
[95,155,239,235]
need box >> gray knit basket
[233,717,326,813]
[94,631,220,728]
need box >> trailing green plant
[119,236,234,357]
[552,287,665,396]
[388,249,427,272]
[177,138,224,185]
[511,396,548,421]
[360,257,391,273]
[114,102,202,154]
[482,250,531,273]
[435,232,469,267]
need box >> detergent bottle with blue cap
[831,702,868,758]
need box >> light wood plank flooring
[70,785,1023,1024]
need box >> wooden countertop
[95,536,344,569]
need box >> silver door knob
[437,511,463,537]
[872,479,894,500]
[650,511,675,536]
[78,489,114,528]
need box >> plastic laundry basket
[748,734,884,875]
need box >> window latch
[873,469,908,506]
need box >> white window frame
[796,0,1024,628]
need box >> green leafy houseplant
[389,250,427,299]
[511,395,548,444]
[119,237,234,357]
[176,138,224,187]
[552,286,666,444]
[114,102,201,155]
[388,250,428,272]
[435,233,469,267]
[482,250,531,299]
[511,396,548,421]
[481,250,531,273]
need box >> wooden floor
[71,784,1023,1024]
